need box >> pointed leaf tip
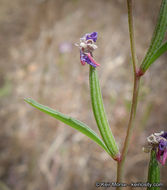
[24,97,111,156]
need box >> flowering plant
[25,0,167,189]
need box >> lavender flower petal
[160,132,167,139]
[162,149,167,165]
[86,32,98,42]
[156,149,162,164]
[159,139,167,151]
[80,51,97,68]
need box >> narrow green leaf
[89,66,120,160]
[24,98,111,155]
[141,41,167,71]
[147,150,160,190]
[141,0,167,72]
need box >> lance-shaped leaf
[142,41,167,71]
[140,0,167,73]
[147,150,160,190]
[24,98,111,155]
[89,66,120,161]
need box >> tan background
[0,0,167,189]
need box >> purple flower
[160,132,167,139]
[156,138,167,165]
[144,131,167,165]
[76,32,100,68]
[159,139,167,151]
[80,51,97,67]
[85,32,98,42]
[157,148,167,165]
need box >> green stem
[116,0,141,188]
[127,0,137,74]
[117,76,140,187]
[147,150,160,190]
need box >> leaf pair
[25,65,120,161]
[24,64,120,161]
[140,0,167,73]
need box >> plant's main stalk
[116,0,140,188]
[117,76,140,187]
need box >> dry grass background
[0,0,167,189]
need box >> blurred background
[0,0,167,189]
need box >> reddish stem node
[114,153,122,162]
[136,68,145,77]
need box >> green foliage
[24,98,111,156]
[147,150,160,190]
[89,66,119,160]
[140,0,167,72]
[142,41,167,71]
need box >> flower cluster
[76,32,100,68]
[143,131,167,165]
